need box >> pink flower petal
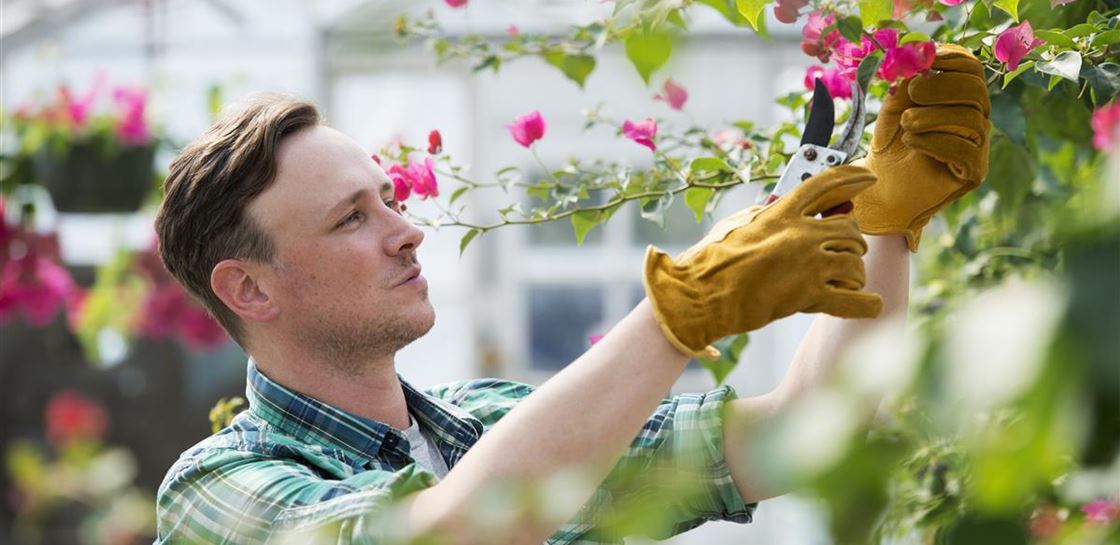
[388,164,413,202]
[445,0,468,7]
[654,78,689,110]
[1082,499,1120,524]
[507,110,547,148]
[804,65,854,99]
[995,21,1044,72]
[408,158,440,199]
[622,118,658,152]
[1091,101,1120,152]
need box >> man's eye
[342,210,364,225]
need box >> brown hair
[155,94,320,347]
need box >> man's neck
[250,350,411,430]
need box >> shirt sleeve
[587,384,758,540]
[155,448,435,545]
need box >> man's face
[246,125,434,369]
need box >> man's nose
[384,211,424,256]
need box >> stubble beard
[305,289,435,376]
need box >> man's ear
[211,259,279,323]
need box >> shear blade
[800,79,835,148]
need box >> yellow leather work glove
[853,44,991,251]
[644,165,884,360]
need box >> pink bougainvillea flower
[387,164,413,202]
[370,153,382,165]
[507,110,547,148]
[112,86,150,145]
[507,24,520,37]
[445,0,468,7]
[44,389,109,446]
[653,78,689,110]
[804,65,854,99]
[138,283,185,339]
[938,0,964,5]
[995,21,1044,71]
[800,11,841,63]
[428,129,443,154]
[1091,101,1120,152]
[1029,505,1062,539]
[408,157,440,199]
[588,334,604,345]
[879,39,937,81]
[1082,499,1120,524]
[622,118,658,151]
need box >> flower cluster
[132,243,227,350]
[799,16,937,99]
[11,76,154,147]
[0,202,77,327]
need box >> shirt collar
[244,359,482,465]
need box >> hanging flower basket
[34,141,155,213]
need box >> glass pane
[528,285,604,370]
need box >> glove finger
[814,287,884,319]
[901,131,989,183]
[901,106,989,147]
[821,251,867,287]
[932,44,985,79]
[908,72,991,116]
[820,237,865,255]
[880,76,918,115]
[785,165,878,218]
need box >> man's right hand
[643,164,884,360]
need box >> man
[153,45,988,544]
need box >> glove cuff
[642,245,722,361]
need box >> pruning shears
[765,79,866,215]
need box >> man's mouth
[397,265,423,286]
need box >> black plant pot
[34,141,155,213]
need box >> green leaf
[701,333,750,385]
[684,187,715,223]
[899,31,931,45]
[459,228,480,257]
[1002,60,1034,88]
[734,0,770,33]
[639,192,674,229]
[689,157,732,174]
[1091,29,1120,47]
[1080,62,1120,106]
[993,0,1019,21]
[449,186,471,205]
[1064,23,1098,38]
[1032,29,1077,48]
[624,31,672,84]
[856,51,884,93]
[858,0,891,26]
[1035,51,1082,83]
[696,0,752,27]
[990,92,1027,146]
[571,210,603,245]
[544,53,597,87]
[837,16,864,44]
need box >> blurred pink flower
[178,306,227,349]
[1091,101,1120,152]
[1082,499,1120,524]
[387,164,412,202]
[409,157,440,199]
[508,24,520,37]
[445,0,468,7]
[44,390,108,446]
[804,65,854,99]
[833,28,936,83]
[995,21,1044,71]
[800,11,841,63]
[138,283,185,339]
[938,0,964,5]
[654,78,689,110]
[1029,505,1063,539]
[112,86,150,145]
[589,334,604,345]
[0,255,76,327]
[622,119,658,151]
[507,110,547,148]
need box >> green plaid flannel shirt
[154,362,756,544]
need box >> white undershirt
[403,414,449,478]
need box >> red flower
[773,0,809,23]
[0,254,76,327]
[427,130,443,154]
[44,389,109,446]
[445,0,467,7]
[800,11,841,63]
[178,306,228,349]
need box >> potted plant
[8,78,158,213]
